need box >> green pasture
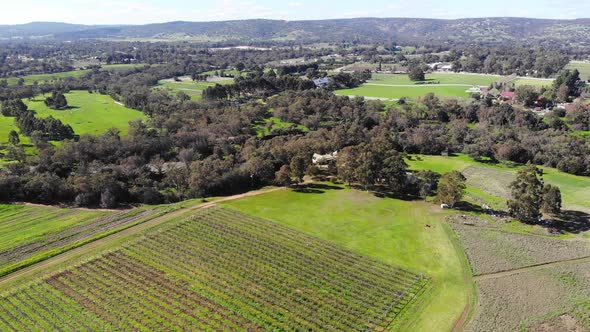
[254,116,309,137]
[565,61,590,81]
[224,186,472,332]
[336,85,471,99]
[513,78,554,87]
[25,91,147,136]
[369,73,500,86]
[154,78,233,100]
[5,64,146,85]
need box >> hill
[3,18,590,44]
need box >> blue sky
[1,0,590,25]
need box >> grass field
[224,185,472,332]
[254,116,309,137]
[0,206,428,330]
[565,61,590,81]
[154,77,233,100]
[335,73,501,99]
[25,91,147,136]
[513,77,554,87]
[5,64,147,85]
[406,154,590,214]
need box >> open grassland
[0,207,427,330]
[154,77,233,100]
[254,116,309,137]
[467,262,590,332]
[25,91,147,136]
[406,154,590,214]
[335,73,501,99]
[223,185,472,332]
[5,64,147,85]
[0,204,165,277]
[513,77,554,87]
[565,61,590,81]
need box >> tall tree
[436,171,466,208]
[336,145,361,186]
[507,164,544,223]
[290,154,308,184]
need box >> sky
[1,0,590,25]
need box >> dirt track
[473,255,590,281]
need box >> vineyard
[0,207,428,331]
[0,206,164,277]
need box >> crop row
[123,207,426,330]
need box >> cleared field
[223,186,472,332]
[25,91,147,136]
[335,73,500,99]
[0,207,427,330]
[565,61,590,81]
[5,64,146,85]
[449,220,590,275]
[467,262,590,332]
[407,154,590,214]
[154,77,233,100]
[254,116,309,137]
[0,204,163,277]
[513,77,554,87]
[369,73,500,86]
[336,85,471,99]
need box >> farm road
[473,255,590,281]
[0,186,286,288]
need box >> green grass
[565,61,590,81]
[513,78,554,87]
[25,91,147,136]
[369,73,500,86]
[0,204,110,254]
[223,186,472,332]
[406,154,590,213]
[5,64,146,85]
[254,116,309,137]
[154,78,233,100]
[335,73,501,99]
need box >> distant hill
[3,18,590,44]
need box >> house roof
[500,91,515,99]
[313,77,330,87]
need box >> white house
[312,151,338,165]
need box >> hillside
[3,18,590,44]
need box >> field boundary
[473,255,590,281]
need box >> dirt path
[0,186,285,287]
[473,255,590,281]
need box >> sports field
[335,73,501,99]
[25,91,147,136]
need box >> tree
[380,150,407,193]
[8,130,20,146]
[408,66,425,81]
[337,145,361,186]
[355,147,380,190]
[514,85,539,106]
[436,171,466,208]
[290,154,307,184]
[542,184,562,215]
[44,91,68,110]
[275,165,292,187]
[416,170,439,200]
[507,164,544,223]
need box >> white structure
[440,204,450,209]
[312,151,338,165]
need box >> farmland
[335,73,501,99]
[565,61,590,81]
[5,64,147,85]
[0,206,428,330]
[0,204,164,277]
[224,186,472,332]
[513,77,554,87]
[24,91,147,136]
[154,76,233,100]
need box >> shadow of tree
[292,183,344,194]
[545,210,590,234]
